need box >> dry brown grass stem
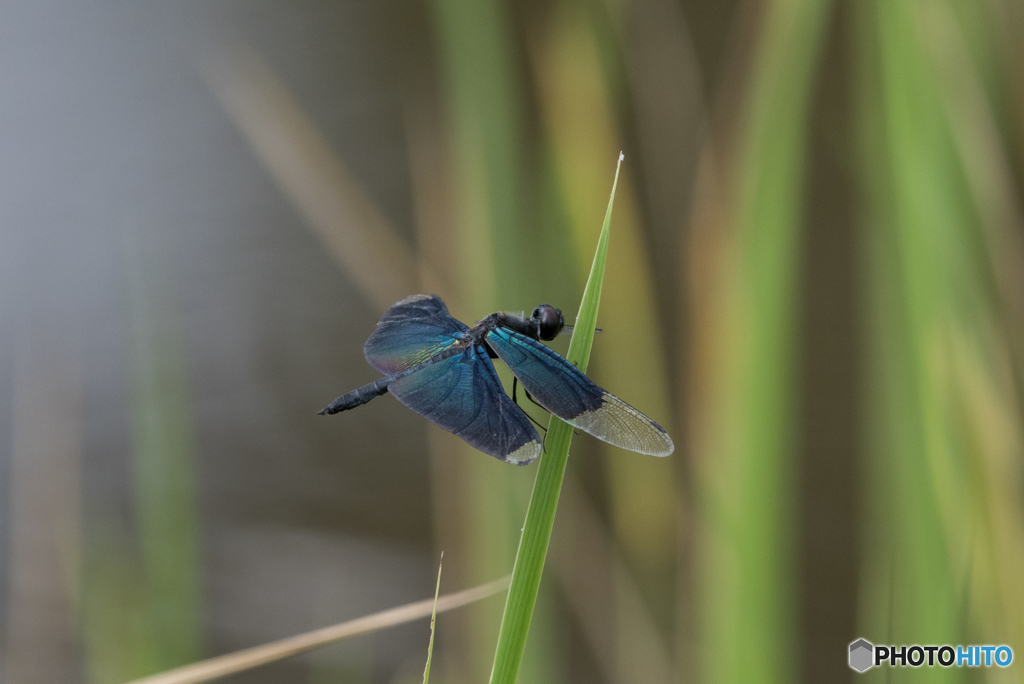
[198,37,422,312]
[124,576,510,684]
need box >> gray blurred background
[2,2,441,682]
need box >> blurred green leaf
[125,225,203,673]
[696,1,832,682]
[856,0,1024,671]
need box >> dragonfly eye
[534,304,564,340]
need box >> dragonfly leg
[525,413,547,434]
[524,387,543,410]
[512,377,548,434]
[522,387,580,436]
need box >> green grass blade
[422,554,443,684]
[488,154,623,684]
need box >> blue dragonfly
[319,294,673,465]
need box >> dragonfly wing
[486,329,674,456]
[388,345,542,465]
[364,294,469,375]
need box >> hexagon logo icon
[849,639,874,672]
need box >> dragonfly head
[532,304,564,341]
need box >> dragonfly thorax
[473,304,565,343]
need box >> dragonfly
[319,294,673,465]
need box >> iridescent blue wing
[485,328,674,456]
[364,294,469,375]
[388,344,542,465]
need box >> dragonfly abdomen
[318,345,469,416]
[318,377,392,415]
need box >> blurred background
[2,0,1023,682]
